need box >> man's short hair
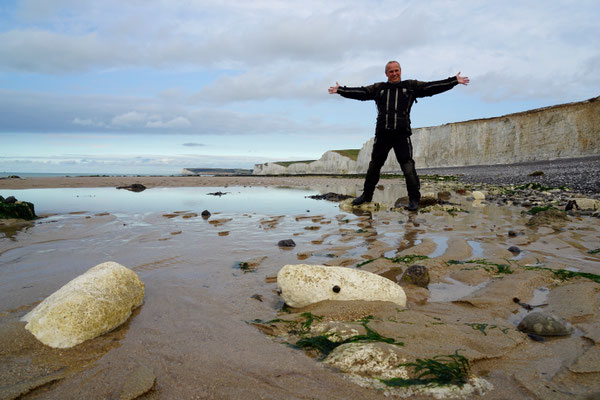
[385,61,401,73]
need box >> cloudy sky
[1,0,599,174]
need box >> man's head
[385,61,401,83]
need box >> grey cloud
[182,143,205,147]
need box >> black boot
[407,196,420,211]
[352,193,372,206]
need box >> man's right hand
[328,82,340,94]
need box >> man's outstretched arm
[328,82,377,101]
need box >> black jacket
[337,77,458,134]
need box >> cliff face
[253,96,600,175]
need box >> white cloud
[146,116,191,129]
[111,111,148,127]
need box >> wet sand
[1,176,599,399]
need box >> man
[328,61,469,211]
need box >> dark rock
[307,192,353,202]
[508,230,517,237]
[508,246,521,254]
[201,210,211,219]
[207,191,228,196]
[399,265,430,288]
[517,311,573,336]
[278,239,296,247]
[565,200,578,211]
[529,171,545,176]
[116,183,146,192]
[394,196,438,208]
[0,197,37,220]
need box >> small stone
[529,171,544,176]
[508,246,521,254]
[517,312,573,336]
[4,196,17,204]
[278,239,296,247]
[508,230,517,237]
[399,265,430,288]
[201,210,211,219]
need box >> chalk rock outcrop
[22,262,145,348]
[277,264,406,308]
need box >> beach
[1,171,599,399]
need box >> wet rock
[22,261,145,348]
[437,191,452,202]
[399,265,430,288]
[307,192,353,202]
[119,365,156,400]
[508,246,521,254]
[207,191,228,196]
[508,230,517,237]
[277,264,406,308]
[529,170,544,176]
[565,200,578,211]
[517,312,573,336]
[116,183,146,192]
[201,210,211,219]
[278,239,296,247]
[526,208,569,228]
[0,368,69,400]
[323,342,408,379]
[0,196,37,220]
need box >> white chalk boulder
[22,261,145,348]
[277,264,406,308]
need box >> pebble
[517,312,573,336]
[278,239,296,247]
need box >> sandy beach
[1,173,599,399]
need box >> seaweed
[448,259,513,274]
[387,254,429,265]
[588,248,600,255]
[523,265,600,283]
[526,205,555,215]
[381,351,470,388]
[465,323,489,336]
[356,257,380,268]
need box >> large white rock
[22,261,145,348]
[277,264,406,308]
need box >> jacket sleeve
[337,83,378,101]
[412,77,458,98]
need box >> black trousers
[362,130,420,199]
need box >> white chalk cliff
[253,96,599,175]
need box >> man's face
[386,63,401,83]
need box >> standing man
[329,61,469,211]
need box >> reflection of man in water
[329,61,469,211]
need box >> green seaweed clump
[526,205,555,215]
[448,259,513,274]
[382,351,470,388]
[523,265,600,284]
[387,254,429,265]
[588,248,600,255]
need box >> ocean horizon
[0,172,182,178]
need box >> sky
[1,0,599,175]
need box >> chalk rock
[517,311,573,336]
[472,191,486,200]
[323,342,408,379]
[571,198,600,211]
[277,264,406,308]
[22,262,145,348]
